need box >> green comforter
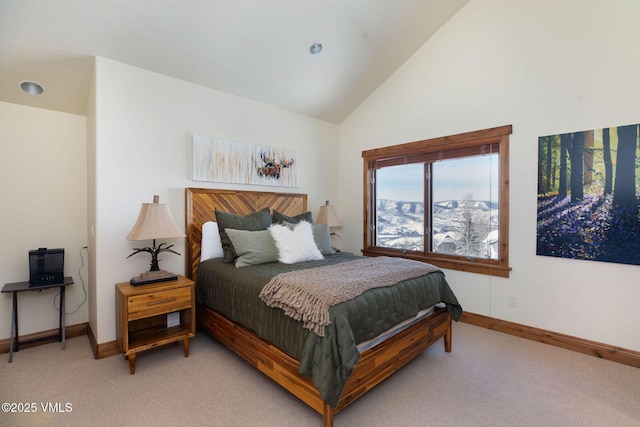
[196,253,462,408]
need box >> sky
[376,154,499,202]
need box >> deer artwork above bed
[257,152,295,180]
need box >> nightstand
[115,275,195,374]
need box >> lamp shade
[317,201,342,227]
[126,195,185,241]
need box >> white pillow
[269,221,323,264]
[201,221,224,261]
[284,221,334,255]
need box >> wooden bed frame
[185,187,453,427]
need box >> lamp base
[130,270,178,286]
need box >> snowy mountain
[376,199,499,259]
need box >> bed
[185,188,462,427]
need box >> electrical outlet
[167,312,180,327]
[508,296,517,307]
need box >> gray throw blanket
[259,256,442,336]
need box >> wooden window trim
[362,125,512,278]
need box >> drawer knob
[147,297,176,306]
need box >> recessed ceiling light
[309,42,323,55]
[20,81,44,95]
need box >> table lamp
[317,200,342,238]
[126,195,185,285]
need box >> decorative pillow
[225,229,279,268]
[310,223,334,255]
[284,221,334,255]
[272,209,313,225]
[269,221,323,264]
[215,207,272,263]
[201,221,224,261]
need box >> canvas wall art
[192,135,298,187]
[536,123,640,265]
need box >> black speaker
[29,248,65,286]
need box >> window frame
[362,125,512,277]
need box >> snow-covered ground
[376,199,499,259]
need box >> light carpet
[1,322,639,426]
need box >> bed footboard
[197,304,452,426]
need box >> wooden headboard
[185,188,307,280]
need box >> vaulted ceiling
[0,0,469,124]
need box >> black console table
[1,276,73,362]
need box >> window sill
[362,248,511,278]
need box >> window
[362,125,512,277]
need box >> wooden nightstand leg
[183,338,190,357]
[128,354,136,375]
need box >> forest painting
[537,123,640,265]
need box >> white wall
[339,0,640,351]
[86,62,98,335]
[91,57,339,343]
[0,101,88,339]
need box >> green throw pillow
[272,209,313,224]
[215,207,272,263]
[225,229,279,268]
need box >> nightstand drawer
[127,286,191,320]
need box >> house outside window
[362,125,512,277]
